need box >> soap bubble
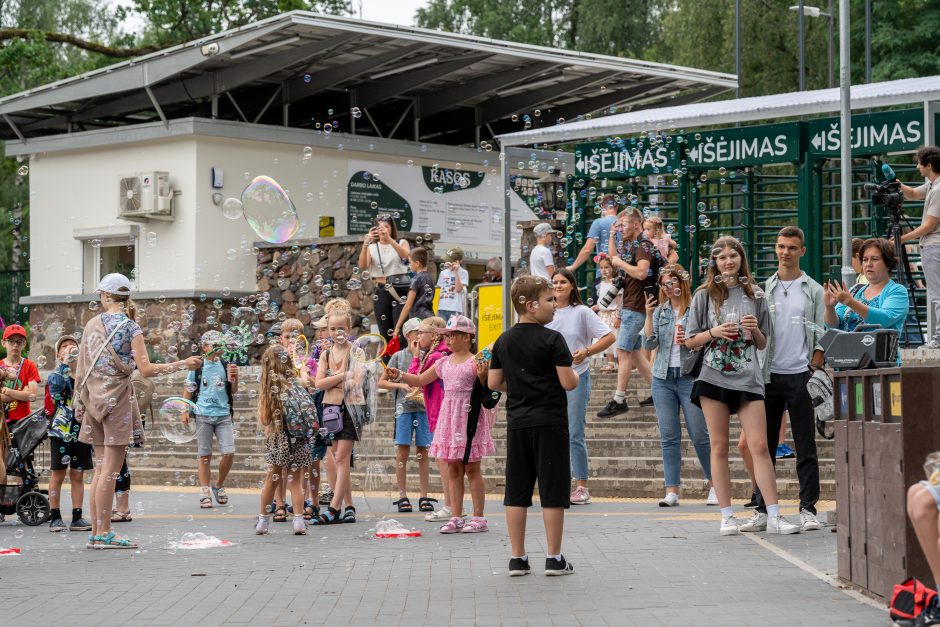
[156,397,199,444]
[221,198,243,220]
[240,176,300,243]
[352,334,388,365]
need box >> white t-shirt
[529,244,555,280]
[770,280,809,374]
[366,240,410,278]
[546,304,612,375]
[436,266,469,313]
[668,307,682,368]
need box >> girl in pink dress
[389,315,495,534]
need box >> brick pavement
[0,488,885,626]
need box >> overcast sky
[110,1,431,31]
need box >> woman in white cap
[75,273,202,549]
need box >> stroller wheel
[16,491,50,527]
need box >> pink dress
[428,355,496,463]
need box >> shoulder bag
[373,242,411,300]
[681,296,709,378]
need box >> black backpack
[192,360,234,416]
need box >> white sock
[547,553,562,561]
[767,504,780,518]
[511,554,528,561]
[613,390,625,403]
[720,506,734,521]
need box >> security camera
[201,43,220,57]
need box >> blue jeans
[617,309,645,352]
[567,369,591,481]
[651,367,711,488]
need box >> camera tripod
[885,209,925,347]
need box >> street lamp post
[790,4,834,89]
[537,168,567,221]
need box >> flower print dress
[427,355,495,463]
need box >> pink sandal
[461,517,489,533]
[439,517,465,534]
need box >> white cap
[402,318,422,335]
[533,223,560,237]
[96,273,132,295]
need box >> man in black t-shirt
[489,276,578,577]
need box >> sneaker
[69,518,92,531]
[739,512,768,532]
[49,518,67,532]
[638,395,655,407]
[544,555,574,576]
[319,489,334,506]
[720,515,742,536]
[293,515,307,535]
[508,557,531,577]
[706,487,719,506]
[743,492,759,508]
[439,516,465,534]
[255,514,272,535]
[461,517,488,533]
[597,398,629,418]
[800,509,822,531]
[925,340,940,350]
[425,506,453,522]
[658,493,679,507]
[768,515,801,535]
[775,443,796,459]
[570,486,592,505]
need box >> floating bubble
[698,216,711,228]
[156,397,199,444]
[352,334,388,365]
[16,165,28,177]
[221,198,243,220]
[240,176,300,244]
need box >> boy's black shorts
[503,425,570,509]
[49,437,94,471]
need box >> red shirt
[4,358,40,422]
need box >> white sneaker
[768,515,802,535]
[658,493,679,507]
[720,515,742,536]
[800,509,822,531]
[293,515,307,535]
[255,514,272,535]
[739,512,768,532]
[925,340,940,350]
[425,506,451,522]
[570,486,592,505]
[706,487,719,506]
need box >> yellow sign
[319,216,335,237]
[433,287,441,314]
[476,284,504,351]
[890,381,902,416]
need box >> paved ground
[0,488,886,626]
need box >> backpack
[281,381,314,440]
[891,577,937,622]
[191,359,234,416]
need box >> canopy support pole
[839,0,856,286]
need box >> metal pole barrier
[735,0,742,99]
[501,148,513,332]
[839,0,856,286]
[798,0,806,91]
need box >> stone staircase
[124,368,835,500]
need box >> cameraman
[900,146,940,349]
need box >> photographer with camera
[357,214,412,342]
[596,208,658,418]
[899,146,940,348]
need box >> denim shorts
[617,309,646,352]
[196,417,235,457]
[395,411,432,447]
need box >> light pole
[790,4,834,89]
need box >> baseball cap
[402,318,422,335]
[533,223,561,237]
[313,316,328,329]
[441,314,476,336]
[96,273,132,295]
[3,324,27,340]
[54,334,77,354]
[442,246,464,263]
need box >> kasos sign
[808,109,923,156]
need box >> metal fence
[0,270,29,327]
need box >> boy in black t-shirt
[489,276,578,577]
[392,247,435,339]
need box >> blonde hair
[324,298,353,327]
[280,318,303,336]
[510,276,552,316]
[258,344,294,429]
[644,216,665,238]
[417,316,447,374]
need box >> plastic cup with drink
[924,452,940,486]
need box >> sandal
[342,506,357,523]
[418,497,437,512]
[393,498,413,513]
[310,507,340,525]
[303,500,318,521]
[212,486,228,505]
[272,507,288,523]
[90,531,138,549]
[200,489,213,509]
[111,510,133,523]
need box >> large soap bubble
[240,176,299,243]
[157,397,199,444]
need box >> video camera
[864,160,905,218]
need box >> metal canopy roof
[0,11,736,146]
[499,75,940,146]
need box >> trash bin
[834,366,940,601]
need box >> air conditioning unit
[118,172,174,221]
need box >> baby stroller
[1,409,51,525]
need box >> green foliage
[132,0,353,46]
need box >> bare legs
[395,445,431,499]
[446,461,485,518]
[908,484,940,584]
[259,464,304,516]
[90,445,128,538]
[506,506,565,557]
[329,440,354,511]
[49,468,84,512]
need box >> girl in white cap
[388,314,496,534]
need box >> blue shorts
[438,310,460,324]
[395,411,432,447]
[617,309,645,352]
